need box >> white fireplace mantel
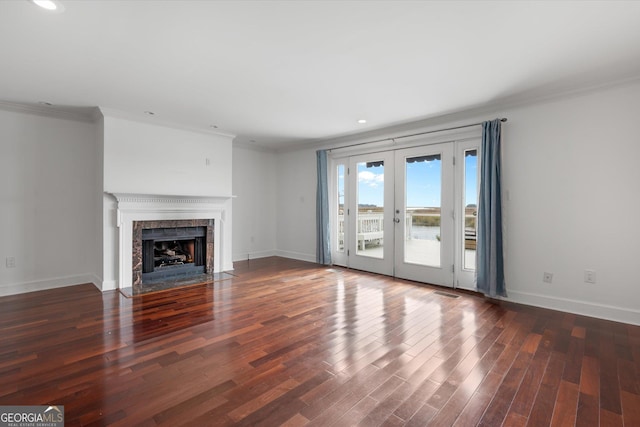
[108,192,234,289]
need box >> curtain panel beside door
[316,150,331,265]
[477,119,506,297]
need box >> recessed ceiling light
[30,0,63,12]
[144,111,155,116]
[357,119,367,124]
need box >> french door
[394,144,454,286]
[341,151,395,276]
[331,139,480,290]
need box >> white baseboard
[232,250,278,263]
[275,250,316,264]
[0,273,101,297]
[101,279,117,292]
[506,289,640,326]
[88,274,102,291]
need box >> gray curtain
[477,119,506,297]
[316,150,331,265]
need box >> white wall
[274,80,640,325]
[103,115,232,196]
[232,145,277,261]
[95,115,105,284]
[276,148,317,263]
[101,113,235,289]
[501,81,640,325]
[0,108,99,296]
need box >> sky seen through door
[338,156,478,208]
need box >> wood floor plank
[599,332,622,415]
[478,351,533,427]
[341,395,380,425]
[550,380,579,427]
[576,392,599,427]
[227,378,299,423]
[580,355,600,396]
[0,257,639,426]
[563,335,585,384]
[451,371,504,427]
[525,350,565,427]
[617,358,640,395]
[281,413,310,427]
[599,409,623,427]
[620,390,640,426]
[503,412,528,427]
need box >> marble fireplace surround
[110,193,231,290]
[132,218,214,290]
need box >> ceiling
[1,1,640,149]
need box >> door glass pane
[464,150,478,270]
[404,154,441,267]
[356,161,384,258]
[336,164,345,253]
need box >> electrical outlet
[543,272,553,283]
[584,270,596,284]
[6,257,15,268]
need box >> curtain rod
[328,117,507,152]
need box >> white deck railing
[337,211,476,251]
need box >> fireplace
[110,193,233,295]
[132,219,214,292]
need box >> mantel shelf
[107,193,235,205]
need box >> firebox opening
[141,226,207,283]
[153,240,197,269]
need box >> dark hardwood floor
[1,257,639,426]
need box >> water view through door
[394,143,454,286]
[346,152,394,276]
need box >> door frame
[455,138,482,290]
[344,152,395,276]
[393,143,455,287]
[328,128,481,289]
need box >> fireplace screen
[141,226,207,282]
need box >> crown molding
[0,101,98,123]
[98,107,236,139]
[233,139,277,153]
